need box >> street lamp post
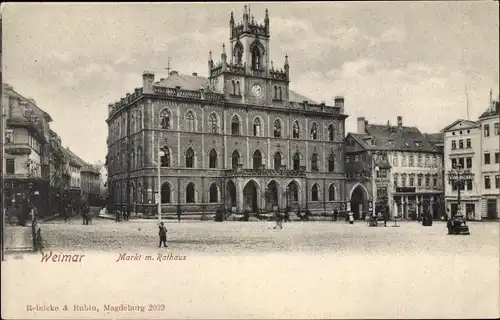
[447,163,473,218]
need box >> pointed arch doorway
[243,180,259,212]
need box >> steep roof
[62,147,99,173]
[348,124,440,153]
[156,72,318,104]
[478,100,500,120]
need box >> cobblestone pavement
[39,218,499,256]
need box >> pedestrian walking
[176,205,182,222]
[348,212,354,225]
[273,212,283,229]
[383,210,388,227]
[115,209,120,223]
[345,211,349,224]
[158,222,168,247]
[333,209,338,221]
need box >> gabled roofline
[440,119,480,133]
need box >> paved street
[39,218,499,256]
[4,219,499,319]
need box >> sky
[2,2,499,164]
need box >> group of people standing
[115,206,132,222]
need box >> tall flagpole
[157,139,162,223]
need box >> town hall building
[105,6,348,216]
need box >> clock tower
[208,6,290,106]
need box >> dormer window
[405,142,410,147]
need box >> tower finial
[221,43,227,62]
[284,55,289,66]
[271,60,274,70]
[265,8,269,22]
[230,11,234,25]
[244,5,248,16]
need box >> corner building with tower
[106,6,348,216]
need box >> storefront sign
[5,147,31,155]
[396,187,416,193]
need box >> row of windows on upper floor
[451,152,500,169]
[345,152,441,167]
[393,174,440,189]
[108,108,339,143]
[483,122,499,137]
[107,148,338,173]
[449,175,500,191]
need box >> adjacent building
[345,116,444,220]
[442,119,482,219]
[106,6,348,216]
[63,147,101,207]
[478,95,499,219]
[2,83,98,215]
[2,83,53,216]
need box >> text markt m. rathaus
[116,253,187,262]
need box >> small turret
[243,5,249,31]
[221,43,227,70]
[284,55,289,78]
[264,9,269,33]
[230,11,234,26]
[208,50,213,68]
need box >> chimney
[397,116,403,127]
[142,70,155,94]
[192,72,198,76]
[334,96,344,113]
[357,117,366,134]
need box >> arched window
[161,182,171,203]
[279,87,282,100]
[236,81,241,95]
[138,183,143,204]
[312,184,319,201]
[288,182,299,202]
[251,46,261,70]
[328,184,335,201]
[160,109,171,129]
[292,121,300,138]
[273,119,282,138]
[328,154,335,172]
[209,113,218,133]
[231,116,240,135]
[186,148,194,168]
[231,150,240,168]
[234,42,243,65]
[310,123,318,140]
[293,153,300,170]
[137,111,142,130]
[209,149,217,169]
[186,183,195,203]
[274,86,278,99]
[274,152,282,169]
[130,114,135,133]
[130,149,135,169]
[253,118,262,137]
[253,150,262,169]
[311,153,319,172]
[137,147,142,168]
[209,183,218,203]
[328,124,335,141]
[161,147,170,167]
[231,81,236,95]
[185,111,196,132]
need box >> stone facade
[106,7,348,215]
[345,116,444,220]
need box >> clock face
[251,84,263,97]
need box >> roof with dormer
[347,124,440,153]
[62,147,100,174]
[478,100,500,120]
[155,72,318,104]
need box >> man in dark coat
[158,222,168,247]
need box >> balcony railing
[224,167,306,177]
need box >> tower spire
[221,43,227,64]
[165,57,171,75]
[230,11,234,25]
